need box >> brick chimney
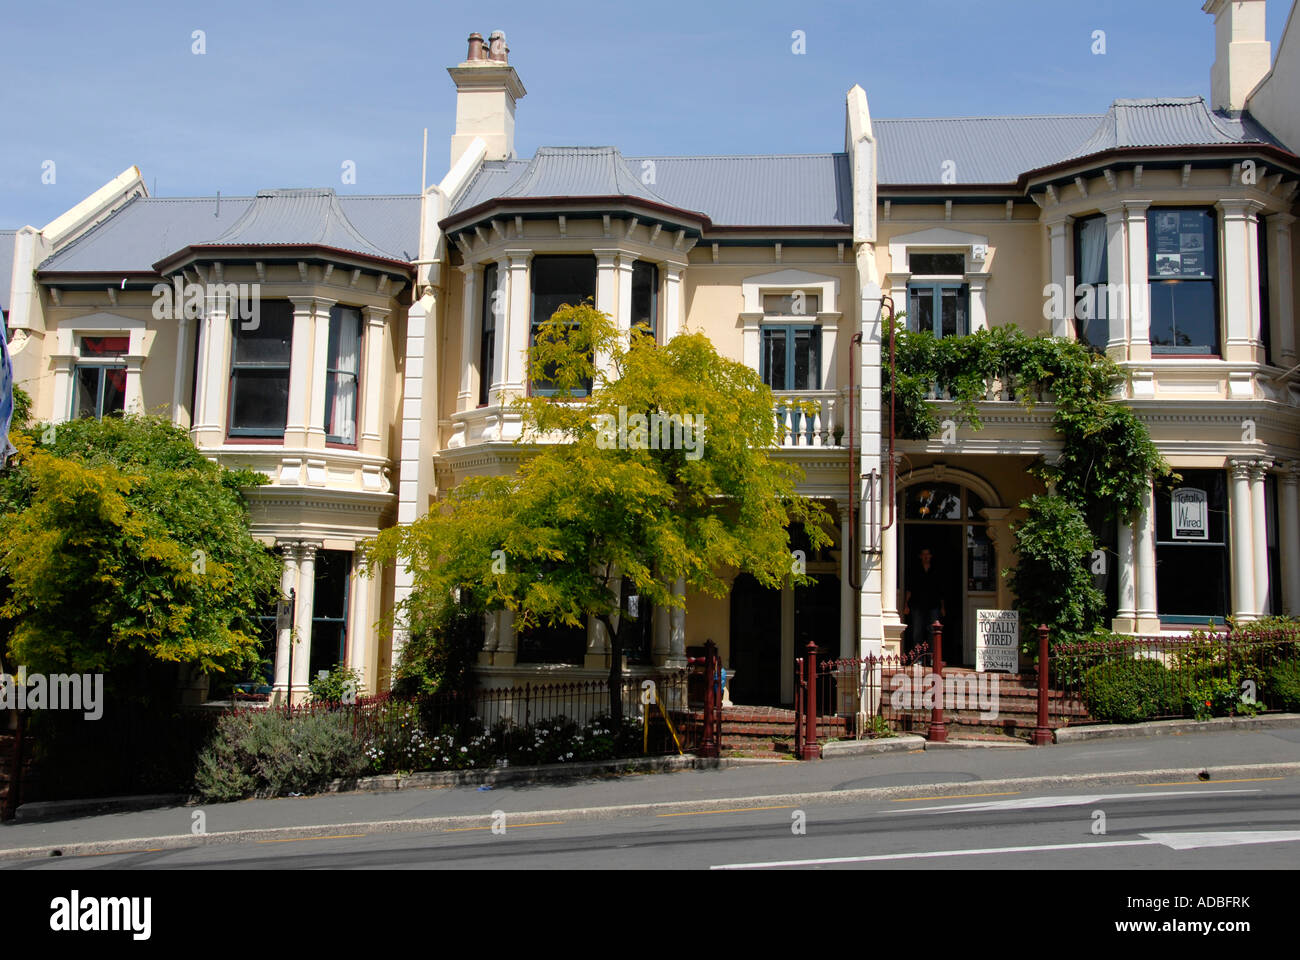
[1203,0,1272,114]
[448,29,527,168]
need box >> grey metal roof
[451,151,851,226]
[0,230,16,314]
[874,115,1105,185]
[1068,97,1277,159]
[38,192,419,274]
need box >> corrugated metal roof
[0,230,16,314]
[453,160,529,213]
[874,115,1105,185]
[496,146,683,208]
[208,189,398,260]
[38,193,419,274]
[1068,97,1275,159]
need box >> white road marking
[711,830,1300,870]
[891,789,1257,814]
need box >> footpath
[2,723,1299,860]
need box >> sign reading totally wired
[976,610,1019,673]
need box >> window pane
[792,328,819,390]
[232,301,293,364]
[1155,470,1230,621]
[325,307,360,443]
[940,287,967,338]
[531,256,596,327]
[908,287,934,334]
[101,366,127,416]
[1074,215,1110,351]
[74,367,100,419]
[81,336,129,357]
[908,253,965,276]
[1150,281,1218,355]
[632,261,658,337]
[762,328,787,389]
[967,525,995,592]
[1149,209,1214,279]
[905,484,962,521]
[480,263,498,405]
[231,369,290,432]
[763,293,820,316]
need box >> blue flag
[0,316,14,468]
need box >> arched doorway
[898,478,998,667]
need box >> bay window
[229,300,293,437]
[1147,208,1219,356]
[324,305,361,445]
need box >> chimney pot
[488,30,508,63]
[466,32,485,61]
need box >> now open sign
[976,610,1019,673]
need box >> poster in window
[1155,212,1181,254]
[1155,253,1183,276]
[1171,487,1209,541]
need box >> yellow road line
[891,791,1021,803]
[442,821,565,832]
[656,805,796,818]
[256,833,367,844]
[1141,777,1286,787]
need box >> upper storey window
[1073,215,1109,352]
[907,252,968,339]
[324,305,361,445]
[761,293,821,391]
[631,260,659,341]
[229,300,293,437]
[1147,208,1219,356]
[531,255,596,396]
[479,262,498,406]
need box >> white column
[490,257,509,395]
[615,253,635,333]
[189,313,209,430]
[1047,217,1073,338]
[307,298,336,444]
[503,250,531,392]
[291,542,320,697]
[593,250,618,380]
[966,273,989,333]
[740,312,763,372]
[274,543,299,693]
[171,315,191,426]
[1135,483,1158,625]
[360,306,389,450]
[123,352,146,414]
[1280,464,1300,616]
[199,300,232,435]
[1104,206,1129,356]
[1124,202,1152,359]
[347,559,371,685]
[1218,200,1266,361]
[457,265,478,408]
[497,609,516,656]
[668,577,686,664]
[1250,461,1273,617]
[285,297,317,445]
[662,265,684,341]
[1230,459,1256,620]
[1268,214,1295,367]
[1116,517,1137,623]
[818,312,840,390]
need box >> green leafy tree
[0,415,280,689]
[365,303,831,722]
[1005,494,1106,645]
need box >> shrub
[1265,661,1300,712]
[1081,657,1179,724]
[1006,495,1105,648]
[194,709,366,801]
[309,662,363,703]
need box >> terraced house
[3,1,1299,706]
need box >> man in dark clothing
[904,548,945,655]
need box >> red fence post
[1032,624,1053,745]
[699,640,720,758]
[801,642,820,759]
[927,621,948,743]
[794,657,804,758]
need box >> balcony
[773,390,847,449]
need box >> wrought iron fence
[1050,628,1300,727]
[808,644,933,741]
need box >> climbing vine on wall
[885,323,1174,645]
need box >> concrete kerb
[1054,713,1300,743]
[820,735,926,757]
[3,761,1298,863]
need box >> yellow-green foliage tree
[365,303,831,721]
[0,415,280,689]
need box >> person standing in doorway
[903,548,945,656]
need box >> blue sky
[1,0,1294,226]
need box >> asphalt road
[8,777,1299,870]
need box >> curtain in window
[330,317,360,443]
[1077,218,1107,299]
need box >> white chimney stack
[448,30,527,169]
[1203,0,1272,113]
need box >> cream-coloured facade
[3,5,1299,705]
